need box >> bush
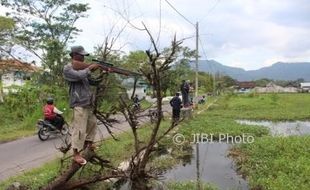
[1,82,70,131]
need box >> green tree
[1,0,90,83]
[254,78,273,87]
[213,73,236,95]
[0,16,17,103]
[162,46,195,96]
[0,16,16,59]
[123,50,148,71]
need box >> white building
[300,82,310,92]
[0,60,38,97]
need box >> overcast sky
[2,0,310,70]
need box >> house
[300,82,310,92]
[0,59,39,95]
[237,81,256,89]
[236,81,256,93]
[254,82,298,93]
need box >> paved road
[0,105,170,182]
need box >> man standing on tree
[63,45,101,165]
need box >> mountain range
[192,60,310,81]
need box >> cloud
[1,0,310,70]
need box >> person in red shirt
[43,97,64,130]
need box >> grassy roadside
[166,181,217,190]
[0,84,71,143]
[0,99,151,143]
[211,93,310,121]
[176,93,310,189]
[230,136,310,189]
[0,97,266,190]
[215,93,310,190]
[1,94,310,189]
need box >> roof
[237,81,256,89]
[300,82,310,87]
[0,59,40,72]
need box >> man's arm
[170,97,175,107]
[63,65,90,82]
[53,107,63,115]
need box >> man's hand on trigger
[88,63,100,71]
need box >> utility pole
[195,22,199,100]
[213,73,216,96]
[196,143,201,190]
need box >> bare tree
[40,21,183,190]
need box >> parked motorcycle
[133,102,141,112]
[36,117,69,141]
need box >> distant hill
[191,60,310,81]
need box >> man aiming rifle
[63,45,139,165]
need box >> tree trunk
[41,148,96,190]
[0,83,3,103]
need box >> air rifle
[92,59,141,77]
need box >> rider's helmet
[46,97,54,105]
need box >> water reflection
[163,143,248,190]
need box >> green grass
[206,93,310,190]
[211,93,310,121]
[177,94,310,190]
[0,160,59,190]
[0,84,71,142]
[0,109,72,142]
[0,120,174,189]
[140,99,153,109]
[177,96,270,142]
[166,181,217,190]
[179,115,269,141]
[231,136,310,190]
[2,93,310,189]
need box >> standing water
[163,143,248,190]
[236,120,310,136]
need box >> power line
[163,0,195,26]
[155,0,162,46]
[199,36,215,73]
[199,36,217,95]
[199,0,221,24]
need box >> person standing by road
[170,92,182,122]
[180,80,190,107]
[63,45,101,165]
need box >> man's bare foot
[73,154,87,165]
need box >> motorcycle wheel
[60,124,69,135]
[38,127,50,141]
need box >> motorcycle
[133,102,141,112]
[36,116,70,141]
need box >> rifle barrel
[92,59,141,76]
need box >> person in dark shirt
[170,92,182,122]
[63,45,101,165]
[132,94,140,111]
[180,80,190,107]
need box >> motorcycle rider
[133,94,140,110]
[43,97,65,130]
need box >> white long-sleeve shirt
[53,107,63,115]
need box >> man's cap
[70,46,89,56]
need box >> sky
[1,0,310,70]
